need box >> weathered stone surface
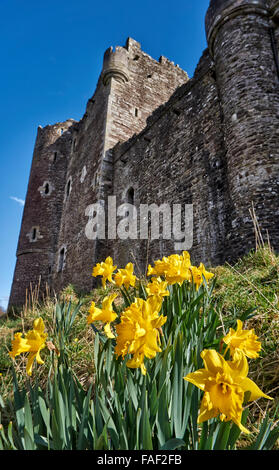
[8,0,279,308]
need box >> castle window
[53,152,57,163]
[44,183,50,195]
[58,247,65,272]
[66,178,72,198]
[172,108,181,116]
[135,108,139,118]
[27,226,42,243]
[127,187,134,205]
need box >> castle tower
[15,38,188,300]
[8,120,75,309]
[206,0,279,256]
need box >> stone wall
[112,49,230,273]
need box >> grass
[0,244,278,444]
[211,245,279,436]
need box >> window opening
[66,180,71,197]
[127,187,134,205]
[44,183,50,195]
[58,248,65,272]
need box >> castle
[8,0,279,309]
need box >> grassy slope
[0,245,278,434]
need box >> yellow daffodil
[223,319,261,360]
[92,256,117,288]
[9,317,47,376]
[146,277,170,299]
[114,262,137,288]
[190,263,214,290]
[147,251,192,286]
[115,297,166,375]
[184,349,272,434]
[87,293,118,338]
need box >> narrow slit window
[66,179,71,197]
[127,187,134,205]
[53,152,57,163]
[58,248,65,272]
[135,108,138,117]
[44,183,50,195]
[32,227,37,241]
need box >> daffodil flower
[115,297,166,375]
[87,293,118,338]
[146,277,170,299]
[147,251,193,286]
[114,262,137,288]
[190,263,214,290]
[223,319,261,360]
[9,317,47,376]
[92,256,117,288]
[184,349,273,434]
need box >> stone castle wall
[8,0,279,309]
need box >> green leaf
[248,413,273,450]
[38,390,51,437]
[0,394,5,409]
[7,421,17,450]
[77,384,92,450]
[213,421,231,450]
[23,427,36,450]
[160,438,186,450]
[156,383,172,448]
[23,394,34,448]
[140,391,153,450]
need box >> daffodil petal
[104,323,115,339]
[201,349,227,374]
[184,369,212,391]
[26,352,37,376]
[241,377,273,402]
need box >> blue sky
[0,0,210,310]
